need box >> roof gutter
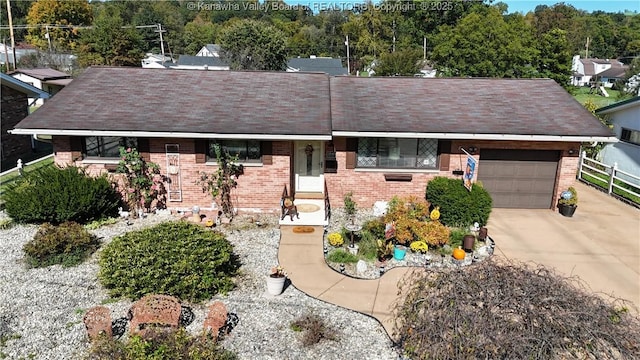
[332,131,619,143]
[8,128,332,141]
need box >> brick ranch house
[10,67,616,212]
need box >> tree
[375,49,421,76]
[182,16,217,55]
[26,0,93,51]
[537,28,572,87]
[219,19,287,71]
[76,9,144,67]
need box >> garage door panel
[478,150,559,209]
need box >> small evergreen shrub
[88,328,237,360]
[99,221,240,302]
[326,249,358,263]
[3,166,120,224]
[426,177,493,227]
[23,222,99,268]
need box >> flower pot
[168,165,179,175]
[393,245,407,260]
[266,275,286,296]
[348,244,359,255]
[558,204,577,217]
[463,235,476,252]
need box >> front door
[295,141,324,193]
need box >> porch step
[278,199,328,226]
[294,192,325,200]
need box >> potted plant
[266,265,286,296]
[558,186,578,217]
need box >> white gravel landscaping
[0,211,399,360]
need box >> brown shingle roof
[330,76,613,137]
[15,67,333,137]
[11,68,71,80]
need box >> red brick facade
[51,136,579,212]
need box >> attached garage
[478,149,560,209]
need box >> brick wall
[50,136,579,212]
[1,85,32,161]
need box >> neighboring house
[9,68,72,106]
[595,97,640,185]
[571,55,628,88]
[196,44,221,57]
[0,43,37,67]
[1,73,49,162]
[287,56,348,76]
[11,67,616,213]
[171,55,229,70]
[141,53,174,69]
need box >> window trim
[356,137,439,170]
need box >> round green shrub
[3,166,120,224]
[88,328,237,360]
[99,221,240,302]
[23,222,99,268]
[426,176,493,227]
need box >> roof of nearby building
[204,44,221,54]
[287,57,348,76]
[330,76,613,138]
[0,73,50,99]
[598,66,627,79]
[10,68,71,80]
[176,55,228,67]
[595,96,640,114]
[12,67,332,139]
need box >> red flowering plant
[116,147,168,214]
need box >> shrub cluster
[99,221,240,302]
[289,312,337,347]
[382,196,449,246]
[426,176,493,227]
[394,259,640,359]
[3,166,120,224]
[326,249,358,263]
[88,328,237,360]
[23,222,99,268]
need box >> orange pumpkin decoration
[452,247,466,260]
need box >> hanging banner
[463,155,477,192]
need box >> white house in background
[196,44,221,57]
[9,68,72,106]
[595,97,640,185]
[141,53,173,69]
[571,55,628,88]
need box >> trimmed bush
[3,166,120,224]
[99,221,240,302]
[326,249,358,263]
[88,328,237,360]
[426,176,493,227]
[23,222,99,268]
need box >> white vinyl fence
[578,151,640,205]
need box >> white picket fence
[578,151,640,204]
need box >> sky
[285,0,639,14]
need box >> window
[84,137,137,158]
[207,140,261,162]
[621,128,640,146]
[357,138,438,169]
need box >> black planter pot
[558,204,577,217]
[463,235,476,252]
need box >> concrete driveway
[488,182,640,310]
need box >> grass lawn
[0,156,54,196]
[580,173,640,205]
[572,87,631,108]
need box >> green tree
[26,0,93,51]
[182,16,217,55]
[76,9,144,67]
[375,49,421,76]
[537,28,572,87]
[219,19,287,71]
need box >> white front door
[295,141,324,193]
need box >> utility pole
[392,20,396,53]
[6,0,16,70]
[345,35,350,75]
[423,37,426,60]
[155,23,166,57]
[45,25,52,52]
[585,37,590,59]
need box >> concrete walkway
[278,226,413,339]
[278,182,640,341]
[489,182,640,309]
